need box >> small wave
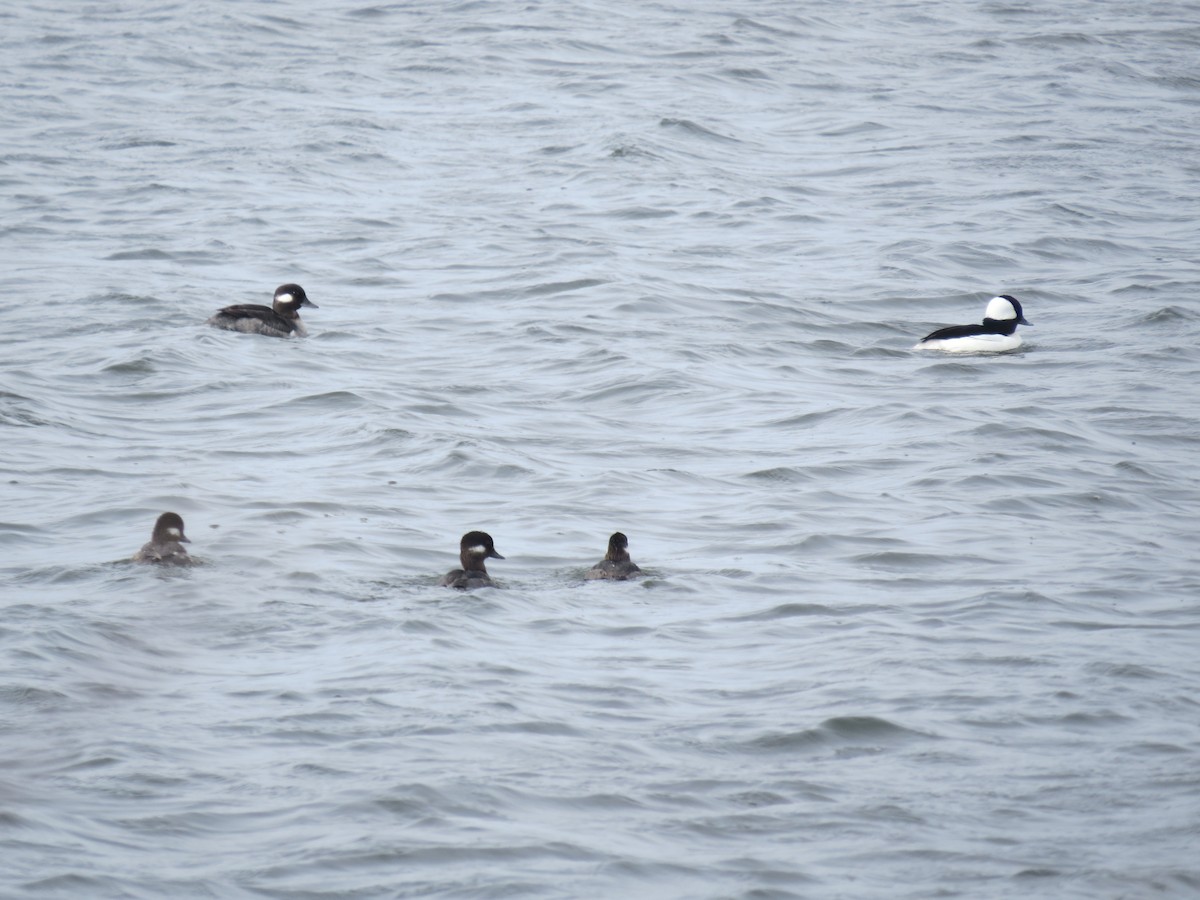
[104,248,173,260]
[1139,305,1194,324]
[1084,662,1162,680]
[601,206,677,220]
[728,602,839,621]
[1014,32,1106,47]
[607,143,662,160]
[742,716,927,754]
[481,720,583,737]
[523,278,606,297]
[852,550,960,570]
[101,356,157,375]
[658,118,741,142]
[742,467,815,484]
[0,684,71,709]
[285,390,374,409]
[819,120,887,137]
[1025,235,1139,259]
[721,67,771,81]
[104,139,177,150]
[347,6,392,19]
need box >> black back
[212,304,298,333]
[921,321,1011,342]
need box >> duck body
[585,532,642,581]
[440,531,504,589]
[914,295,1031,353]
[133,512,193,566]
[208,283,318,338]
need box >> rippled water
[3,1,1200,897]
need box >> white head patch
[276,291,295,305]
[167,527,182,538]
[469,544,487,555]
[984,296,1016,321]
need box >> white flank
[915,333,1022,353]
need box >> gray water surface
[3,1,1199,897]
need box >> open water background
[2,1,1199,897]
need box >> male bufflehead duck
[207,283,318,338]
[440,531,505,589]
[132,512,193,566]
[585,532,642,581]
[914,295,1032,353]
